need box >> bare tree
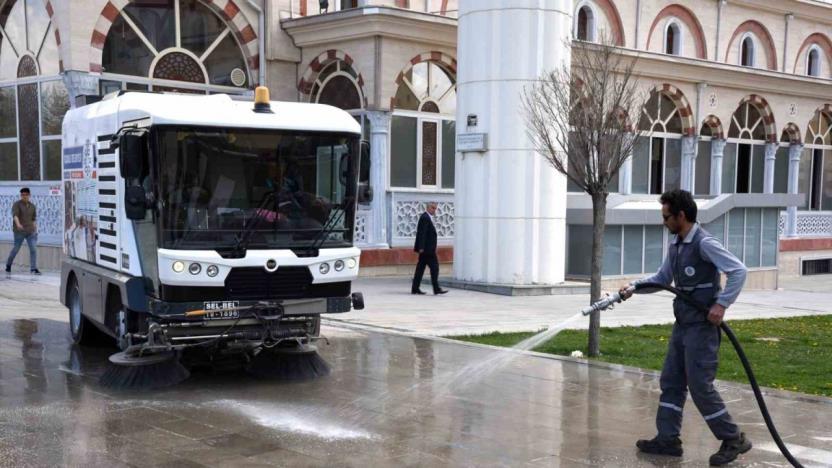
[522,38,647,357]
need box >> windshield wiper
[231,190,277,257]
[304,197,353,252]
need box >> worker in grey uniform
[619,189,752,466]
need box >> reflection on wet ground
[0,318,830,467]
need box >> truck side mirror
[358,140,372,204]
[119,133,147,179]
[125,185,146,220]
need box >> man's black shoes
[636,436,683,457]
[412,289,426,295]
[709,433,751,466]
[434,289,448,295]
[30,269,41,275]
[4,265,10,273]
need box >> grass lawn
[449,315,832,397]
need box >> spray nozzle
[581,285,635,316]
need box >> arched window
[740,35,755,67]
[635,91,683,194]
[311,60,364,110]
[0,0,68,183]
[101,0,250,94]
[576,5,595,42]
[665,22,681,56]
[391,60,457,189]
[807,47,821,77]
[725,102,768,194]
[802,112,832,210]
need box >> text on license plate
[202,301,240,320]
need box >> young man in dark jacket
[6,187,40,275]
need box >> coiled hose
[583,282,804,468]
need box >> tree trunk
[588,191,607,357]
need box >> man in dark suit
[411,202,448,295]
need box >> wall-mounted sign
[457,133,488,152]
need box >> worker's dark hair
[660,189,697,223]
[19,187,30,194]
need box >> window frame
[389,109,455,192]
[664,20,682,56]
[574,2,596,42]
[807,45,821,77]
[739,33,756,67]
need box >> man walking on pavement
[411,202,447,295]
[620,189,751,466]
[6,187,41,275]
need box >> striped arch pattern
[43,1,64,72]
[647,4,708,59]
[89,0,259,82]
[391,51,457,109]
[781,122,801,144]
[738,94,777,143]
[816,103,832,119]
[297,49,368,108]
[654,83,695,136]
[726,21,777,71]
[700,115,724,140]
[587,0,625,47]
[793,33,832,74]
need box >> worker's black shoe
[411,289,426,295]
[709,433,751,466]
[30,269,41,275]
[636,436,683,457]
[4,265,10,273]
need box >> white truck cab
[59,89,364,355]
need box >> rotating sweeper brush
[582,282,805,468]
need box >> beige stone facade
[2,0,832,283]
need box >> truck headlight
[319,263,330,274]
[334,260,345,272]
[206,265,219,277]
[189,263,202,275]
[172,261,185,273]
[347,258,357,269]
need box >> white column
[619,153,633,195]
[710,139,727,195]
[763,142,778,194]
[367,112,390,247]
[786,144,803,237]
[454,0,571,285]
[681,136,698,192]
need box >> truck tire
[67,277,110,346]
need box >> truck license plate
[202,300,240,320]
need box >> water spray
[583,282,804,468]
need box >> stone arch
[647,4,708,59]
[737,94,777,143]
[725,21,777,71]
[700,114,724,140]
[391,50,457,110]
[575,0,625,46]
[89,0,259,81]
[649,84,696,136]
[781,122,802,144]
[297,49,368,109]
[794,33,832,75]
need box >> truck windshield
[154,126,358,251]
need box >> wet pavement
[1,317,831,467]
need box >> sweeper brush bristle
[246,344,330,380]
[99,351,191,390]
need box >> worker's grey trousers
[656,321,740,441]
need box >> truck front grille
[225,266,313,300]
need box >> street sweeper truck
[59,87,365,388]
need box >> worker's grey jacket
[634,224,747,323]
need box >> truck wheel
[67,277,109,346]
